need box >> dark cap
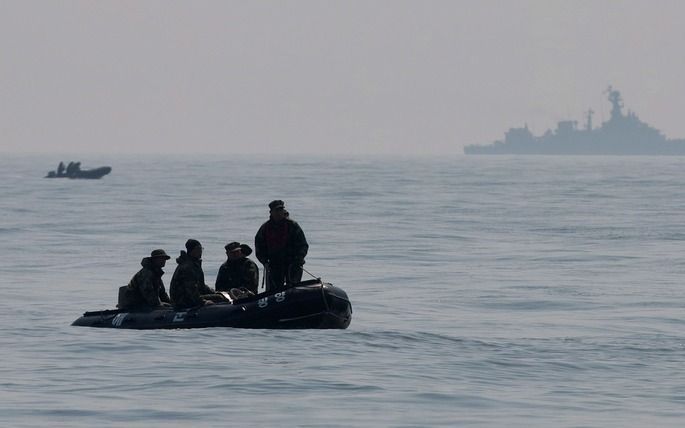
[268,200,285,210]
[150,249,171,259]
[185,239,202,252]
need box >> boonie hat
[150,249,171,259]
[225,242,241,252]
[240,244,253,257]
[225,242,253,257]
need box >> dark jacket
[120,257,171,309]
[215,257,259,294]
[170,251,214,309]
[254,218,308,266]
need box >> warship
[464,87,685,155]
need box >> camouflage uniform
[121,257,171,309]
[215,257,259,295]
[170,251,216,309]
[255,217,308,291]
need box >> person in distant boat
[65,161,82,177]
[255,200,308,291]
[170,239,223,309]
[117,249,172,310]
[215,242,259,295]
[66,161,75,176]
[57,161,65,176]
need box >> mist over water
[1,154,684,427]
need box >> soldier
[170,239,222,309]
[255,200,308,291]
[216,242,259,295]
[118,249,172,309]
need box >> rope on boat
[300,266,330,312]
[261,264,268,292]
[302,266,319,280]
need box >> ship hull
[465,139,685,155]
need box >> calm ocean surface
[1,154,684,427]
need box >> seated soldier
[118,249,172,310]
[170,239,226,309]
[216,242,259,296]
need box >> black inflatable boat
[45,166,112,179]
[71,279,352,330]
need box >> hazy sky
[2,1,685,155]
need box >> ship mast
[606,85,624,121]
[585,109,594,131]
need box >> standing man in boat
[118,249,172,309]
[255,200,309,291]
[216,242,259,295]
[170,239,221,308]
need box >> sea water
[1,154,684,427]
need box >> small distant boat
[45,165,112,179]
[71,279,352,330]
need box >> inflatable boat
[45,166,112,179]
[71,279,352,329]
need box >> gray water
[1,154,684,427]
